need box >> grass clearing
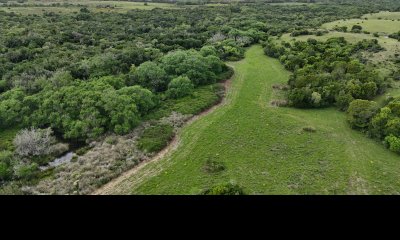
[0,1,179,15]
[104,45,400,195]
[322,18,400,34]
[362,11,400,20]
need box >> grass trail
[105,45,400,195]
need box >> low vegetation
[103,46,400,195]
[138,124,175,153]
[2,1,400,194]
[202,182,245,195]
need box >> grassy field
[322,18,400,34]
[0,1,179,14]
[104,45,400,195]
[362,11,400,20]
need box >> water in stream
[39,152,74,171]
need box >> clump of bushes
[13,127,55,157]
[264,37,385,110]
[351,24,363,33]
[166,76,194,99]
[202,182,245,195]
[347,99,378,129]
[203,158,225,173]
[303,127,316,132]
[105,135,118,145]
[137,124,174,153]
[270,99,288,107]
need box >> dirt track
[92,79,231,195]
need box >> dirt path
[92,78,232,195]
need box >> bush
[385,135,400,153]
[166,76,194,99]
[13,128,55,157]
[203,158,225,173]
[0,151,13,181]
[138,124,174,153]
[75,145,93,156]
[48,143,69,157]
[347,99,378,129]
[351,25,363,33]
[105,136,118,145]
[0,162,12,181]
[145,84,223,120]
[13,162,39,180]
[132,61,168,92]
[202,183,245,195]
[303,127,316,132]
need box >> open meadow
[100,46,400,195]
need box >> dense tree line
[263,37,386,109]
[2,0,400,189]
[345,97,400,154]
[1,3,390,138]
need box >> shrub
[303,127,316,132]
[75,145,93,156]
[138,124,174,153]
[159,112,191,128]
[13,128,55,157]
[347,100,377,129]
[132,61,168,92]
[202,183,245,195]
[13,162,39,180]
[48,143,69,157]
[166,76,194,99]
[203,158,225,173]
[351,25,363,32]
[385,135,400,153]
[105,136,118,145]
[336,91,354,111]
[0,150,13,181]
[0,162,12,181]
[270,99,288,107]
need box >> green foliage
[138,124,174,153]
[0,89,26,128]
[303,126,316,132]
[200,45,218,57]
[145,84,223,120]
[0,151,13,181]
[388,31,400,41]
[266,37,385,109]
[202,183,245,195]
[131,46,400,195]
[370,99,400,141]
[27,79,155,140]
[203,158,226,173]
[167,76,194,99]
[351,24,363,33]
[0,127,20,151]
[132,61,168,92]
[160,50,221,86]
[385,135,400,153]
[14,162,39,180]
[347,99,377,128]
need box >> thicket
[263,37,386,109]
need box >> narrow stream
[39,152,74,171]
